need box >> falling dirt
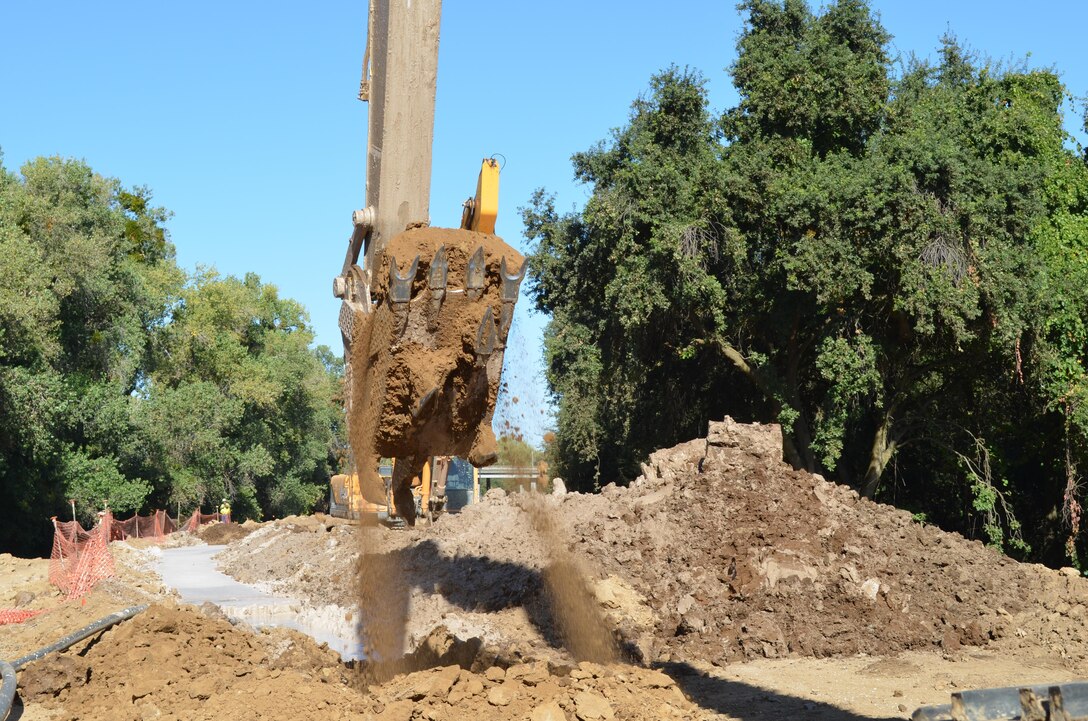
[523,496,618,664]
[354,517,410,682]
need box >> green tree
[526,1,1088,565]
[0,154,345,553]
[0,155,181,544]
[142,270,343,520]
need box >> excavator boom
[333,1,523,525]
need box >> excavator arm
[333,0,524,525]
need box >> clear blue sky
[3,1,1086,443]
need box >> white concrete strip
[155,545,362,660]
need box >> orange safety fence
[183,510,221,533]
[4,507,223,625]
[109,509,178,541]
[49,511,117,599]
[0,608,46,626]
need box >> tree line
[0,154,344,555]
[525,0,1088,566]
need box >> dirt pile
[17,602,716,721]
[197,520,258,545]
[215,513,359,603]
[18,603,357,721]
[218,417,1088,672]
[569,417,1088,666]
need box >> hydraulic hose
[0,661,15,721]
[0,604,147,721]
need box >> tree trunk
[862,414,898,498]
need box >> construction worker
[219,498,231,524]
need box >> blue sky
[3,1,1086,443]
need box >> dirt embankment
[219,417,1088,672]
[18,602,715,721]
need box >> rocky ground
[5,418,1088,720]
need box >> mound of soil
[197,521,257,545]
[217,417,1088,670]
[570,418,1088,665]
[18,603,355,721]
[17,602,715,721]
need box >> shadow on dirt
[364,540,901,720]
[659,660,902,721]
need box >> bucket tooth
[500,256,526,302]
[428,245,448,315]
[429,245,448,296]
[389,255,419,304]
[474,306,497,360]
[499,256,525,341]
[388,255,418,336]
[412,387,439,420]
[466,246,485,301]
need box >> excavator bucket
[913,681,1088,721]
[344,225,524,523]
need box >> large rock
[706,416,782,462]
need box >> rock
[485,665,506,682]
[1060,567,1081,578]
[551,478,567,496]
[507,662,550,686]
[485,488,507,501]
[376,700,414,721]
[414,665,459,699]
[531,700,568,721]
[573,691,615,720]
[13,590,34,607]
[637,669,675,689]
[487,683,516,706]
[706,416,782,461]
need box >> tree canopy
[0,155,343,554]
[525,0,1088,565]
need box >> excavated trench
[155,544,363,660]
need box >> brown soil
[12,418,1088,721]
[220,418,1088,672]
[348,226,525,503]
[17,602,716,721]
[196,521,257,545]
[17,602,359,721]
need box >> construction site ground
[5,419,1088,721]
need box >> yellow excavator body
[329,457,480,523]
